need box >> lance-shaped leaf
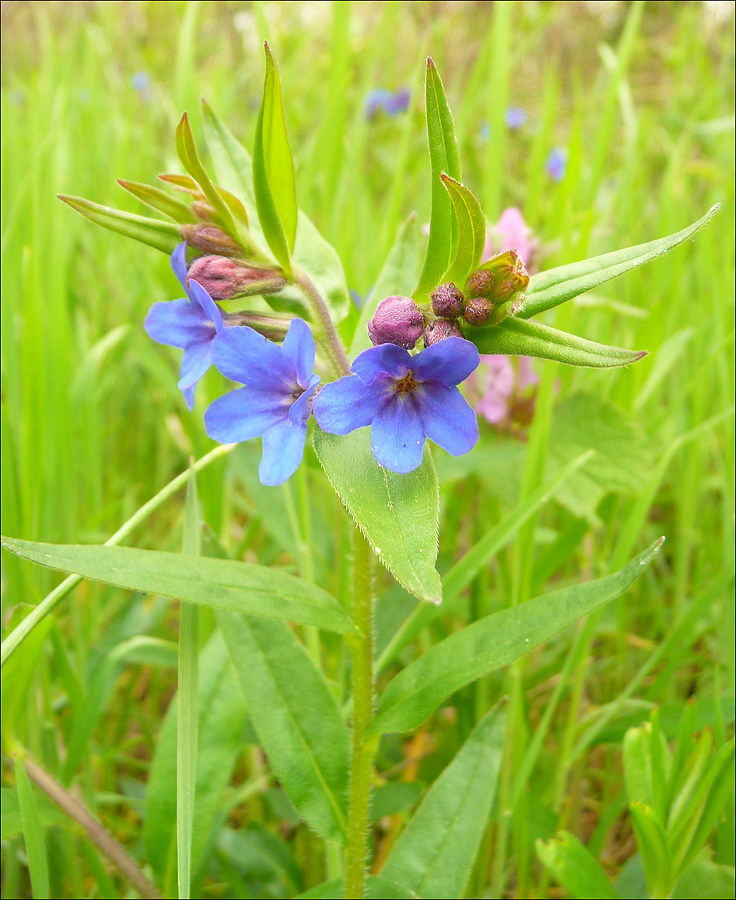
[313,427,442,604]
[253,43,297,274]
[175,112,241,238]
[536,832,619,900]
[467,316,646,368]
[201,99,257,220]
[219,611,350,843]
[520,205,719,319]
[116,180,197,224]
[414,58,461,300]
[381,704,506,899]
[371,539,664,734]
[0,538,357,635]
[159,171,249,228]
[57,195,181,254]
[440,174,486,287]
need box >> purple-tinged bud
[423,319,464,346]
[463,296,492,326]
[466,250,529,303]
[430,282,464,319]
[367,296,424,350]
[180,224,246,257]
[466,269,494,298]
[190,200,218,223]
[186,256,286,301]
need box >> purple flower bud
[180,224,245,257]
[367,296,424,350]
[186,256,286,301]
[463,296,492,326]
[466,269,494,298]
[423,319,464,346]
[430,282,464,319]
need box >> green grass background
[1,1,734,897]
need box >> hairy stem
[20,755,162,899]
[344,527,378,899]
[293,265,351,376]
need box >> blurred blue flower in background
[545,147,567,182]
[505,106,527,129]
[365,87,411,119]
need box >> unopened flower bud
[463,296,492,326]
[190,200,218,223]
[430,282,464,318]
[466,250,529,303]
[367,296,424,350]
[423,319,463,346]
[180,224,246,257]
[186,256,286,301]
[466,269,494,298]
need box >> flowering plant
[1,45,723,900]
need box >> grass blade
[14,759,50,899]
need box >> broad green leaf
[414,57,462,300]
[253,43,297,273]
[672,851,736,900]
[0,538,357,635]
[371,781,425,823]
[440,174,486,286]
[218,610,350,843]
[313,427,442,604]
[467,316,646,368]
[371,539,664,734]
[144,630,246,884]
[175,112,240,238]
[520,205,719,319]
[381,704,506,899]
[201,99,256,213]
[536,832,619,899]
[58,194,181,254]
[293,211,352,321]
[351,214,419,356]
[116,179,197,223]
[297,876,416,899]
[14,759,50,900]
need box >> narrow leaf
[218,610,350,843]
[440,174,486,286]
[14,759,50,899]
[371,539,664,734]
[414,58,462,299]
[381,704,506,898]
[520,205,719,318]
[629,801,673,898]
[313,427,442,603]
[0,538,357,635]
[117,180,197,223]
[536,832,619,900]
[58,194,181,254]
[467,317,646,368]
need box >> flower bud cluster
[465,250,530,325]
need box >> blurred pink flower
[483,207,538,272]
[467,354,539,432]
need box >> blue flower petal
[289,378,320,427]
[371,395,425,473]
[259,418,308,486]
[411,337,480,387]
[210,326,295,388]
[171,242,189,290]
[189,280,224,333]
[351,344,412,384]
[416,383,478,457]
[313,375,387,435]
[178,341,212,390]
[204,386,288,443]
[281,318,316,388]
[144,299,214,349]
[182,383,196,412]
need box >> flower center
[393,371,420,395]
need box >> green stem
[293,265,351,376]
[1,443,235,668]
[344,526,378,900]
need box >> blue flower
[365,87,411,120]
[144,243,224,411]
[131,72,152,93]
[505,106,527,129]
[313,338,480,474]
[204,319,321,486]
[545,147,567,182]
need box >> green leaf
[0,538,357,635]
[371,781,425,823]
[201,99,256,213]
[629,801,673,899]
[313,427,442,604]
[672,851,736,900]
[58,194,181,254]
[296,876,416,899]
[14,759,50,899]
[351,214,419,357]
[371,539,664,734]
[520,205,719,319]
[253,43,297,273]
[536,832,619,899]
[116,179,197,223]
[144,630,247,885]
[440,175,486,286]
[217,825,302,896]
[175,112,240,238]
[467,317,646,368]
[381,704,506,899]
[414,57,462,300]
[293,211,352,321]
[218,610,350,843]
